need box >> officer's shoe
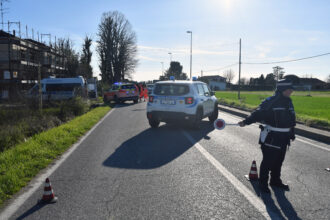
[270,181,290,191]
[259,183,271,194]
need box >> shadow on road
[103,121,214,169]
[248,180,302,219]
[15,202,49,220]
[249,180,286,219]
[272,187,302,220]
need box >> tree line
[56,36,93,80]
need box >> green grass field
[215,91,330,128]
[0,106,110,206]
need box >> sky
[3,0,330,82]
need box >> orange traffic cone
[40,178,57,203]
[245,160,259,181]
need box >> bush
[58,97,88,121]
[0,125,25,152]
[0,97,90,152]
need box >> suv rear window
[154,84,189,96]
[121,85,136,89]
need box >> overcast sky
[5,0,330,82]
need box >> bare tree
[80,35,93,79]
[237,77,248,85]
[273,66,285,82]
[223,69,235,84]
[57,38,79,77]
[326,74,330,83]
[97,11,138,85]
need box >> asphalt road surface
[3,102,330,220]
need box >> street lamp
[160,62,164,76]
[186,31,192,80]
[168,52,172,63]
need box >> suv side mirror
[210,91,215,96]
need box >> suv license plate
[161,99,175,105]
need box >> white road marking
[0,108,115,220]
[219,111,330,152]
[183,131,280,220]
[296,138,330,152]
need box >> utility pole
[0,0,9,30]
[186,31,192,80]
[7,21,20,82]
[168,52,172,63]
[238,38,241,99]
[54,36,57,75]
[38,60,42,112]
[7,21,11,83]
[201,70,203,77]
[161,62,164,77]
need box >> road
[3,102,330,220]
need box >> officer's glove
[290,128,295,141]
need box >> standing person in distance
[238,79,296,193]
[139,84,144,102]
[143,84,148,102]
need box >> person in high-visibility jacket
[143,84,148,101]
[139,84,144,102]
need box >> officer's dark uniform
[243,79,296,192]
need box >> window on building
[1,90,9,98]
[4,71,10,79]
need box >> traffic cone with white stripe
[245,160,259,181]
[41,178,57,203]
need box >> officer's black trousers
[259,144,287,185]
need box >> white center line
[183,131,282,220]
[296,138,330,152]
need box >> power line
[203,63,238,73]
[243,52,330,65]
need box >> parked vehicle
[27,76,86,100]
[146,84,154,92]
[146,78,218,128]
[103,83,139,104]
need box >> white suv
[146,80,218,128]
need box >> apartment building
[0,30,67,101]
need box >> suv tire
[208,104,219,122]
[103,96,108,104]
[114,95,120,104]
[192,108,203,129]
[133,99,138,104]
[149,119,160,128]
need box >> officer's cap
[276,79,294,92]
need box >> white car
[146,79,218,128]
[146,84,154,92]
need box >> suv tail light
[149,96,154,103]
[185,97,194,104]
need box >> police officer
[238,79,296,193]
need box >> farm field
[215,91,330,129]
